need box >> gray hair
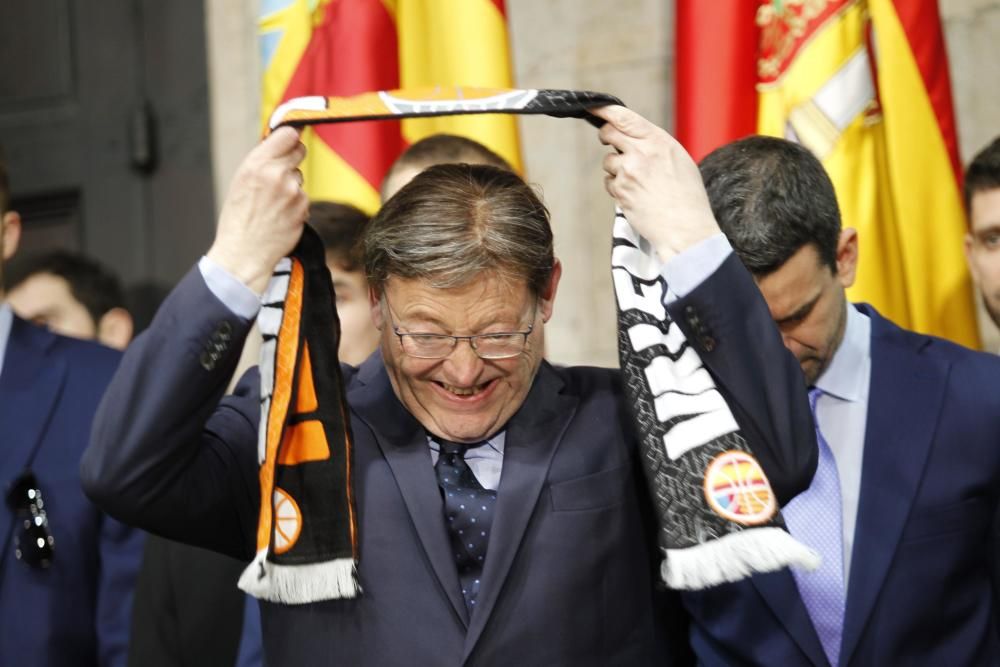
[364,163,554,295]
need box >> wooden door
[0,0,214,287]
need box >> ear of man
[97,307,135,350]
[835,228,859,289]
[1,211,22,295]
[1,210,22,262]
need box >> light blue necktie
[783,387,845,666]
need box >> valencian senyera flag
[259,0,522,215]
[676,0,980,349]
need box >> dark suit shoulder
[544,363,634,440]
[12,315,120,382]
[544,362,620,396]
[860,303,1000,376]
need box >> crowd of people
[1,107,999,665]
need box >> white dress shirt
[198,233,735,490]
[812,305,871,583]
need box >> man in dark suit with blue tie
[0,155,144,665]
[682,135,1000,666]
[81,107,816,666]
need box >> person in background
[681,135,1000,666]
[7,250,134,349]
[380,133,512,201]
[0,151,144,666]
[963,136,1000,333]
[309,200,378,365]
[1,240,263,667]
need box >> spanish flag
[259,0,522,215]
[676,0,979,349]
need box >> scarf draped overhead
[239,87,817,604]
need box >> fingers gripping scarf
[240,87,817,604]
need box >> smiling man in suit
[81,107,815,666]
[683,135,1000,666]
[0,153,144,665]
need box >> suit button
[701,335,716,352]
[216,321,233,342]
[684,305,700,328]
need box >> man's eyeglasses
[6,471,54,569]
[383,297,535,360]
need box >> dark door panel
[0,0,213,288]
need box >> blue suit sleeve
[665,253,818,506]
[81,265,262,561]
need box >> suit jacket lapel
[350,356,469,627]
[839,309,945,666]
[0,318,68,558]
[751,571,831,666]
[462,362,578,660]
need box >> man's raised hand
[592,105,720,263]
[207,126,309,294]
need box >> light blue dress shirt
[812,305,871,584]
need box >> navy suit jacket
[0,316,145,666]
[683,304,1000,666]
[82,254,815,666]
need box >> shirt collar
[814,304,870,402]
[0,302,12,378]
[427,431,506,455]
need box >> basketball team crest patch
[703,451,777,525]
[273,487,303,555]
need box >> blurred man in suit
[964,136,1000,331]
[683,135,1000,666]
[0,152,144,665]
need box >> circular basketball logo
[273,487,302,555]
[703,451,777,525]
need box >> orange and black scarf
[238,87,816,604]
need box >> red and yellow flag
[676,0,979,349]
[259,0,521,215]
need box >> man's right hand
[592,105,721,264]
[206,126,309,294]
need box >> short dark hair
[366,163,553,296]
[308,201,370,272]
[965,136,1000,214]
[7,251,125,324]
[381,134,512,200]
[699,135,842,276]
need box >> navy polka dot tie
[433,439,497,613]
